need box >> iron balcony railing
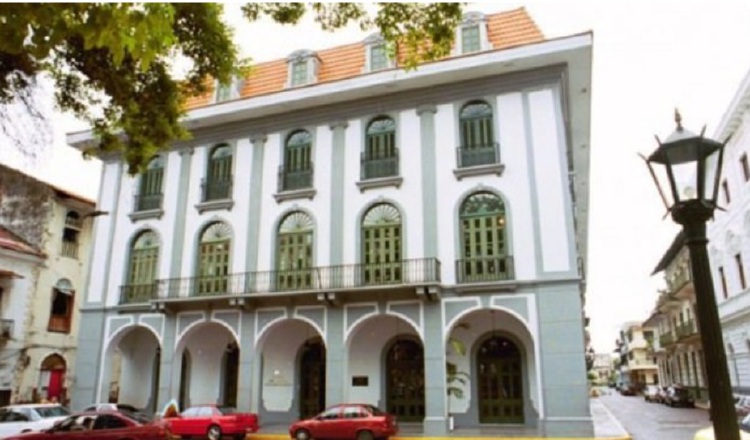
[669,268,692,294]
[156,258,441,299]
[201,177,233,202]
[61,241,78,259]
[455,256,514,284]
[134,193,163,212]
[456,142,500,168]
[676,320,697,339]
[278,165,314,192]
[659,332,675,346]
[119,284,159,305]
[361,152,399,180]
[65,216,82,230]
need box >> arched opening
[477,335,523,423]
[386,339,424,422]
[299,339,326,419]
[39,354,66,403]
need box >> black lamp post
[644,110,736,440]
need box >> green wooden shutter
[459,193,508,282]
[277,212,314,290]
[197,222,231,295]
[362,204,402,284]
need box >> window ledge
[195,199,234,214]
[274,188,317,203]
[453,163,505,180]
[356,176,403,193]
[129,208,164,222]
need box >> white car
[0,403,70,437]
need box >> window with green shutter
[458,101,497,167]
[291,60,308,86]
[362,204,402,285]
[363,116,398,179]
[370,44,389,71]
[125,230,159,303]
[458,192,510,282]
[277,211,314,290]
[205,144,232,201]
[137,156,164,211]
[197,222,231,295]
[282,130,313,191]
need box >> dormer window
[363,33,394,72]
[214,76,241,103]
[286,49,320,88]
[456,12,490,55]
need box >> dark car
[2,411,170,440]
[163,404,258,440]
[665,386,695,408]
[619,384,636,396]
[82,403,152,423]
[289,404,398,440]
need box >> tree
[0,3,463,174]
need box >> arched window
[137,156,164,211]
[197,222,231,295]
[458,192,510,283]
[204,144,233,201]
[61,211,81,258]
[277,212,314,290]
[458,101,497,167]
[363,117,398,179]
[123,230,159,304]
[281,130,313,191]
[362,203,402,284]
[49,279,74,333]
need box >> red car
[163,404,258,440]
[289,404,398,440]
[2,411,170,440]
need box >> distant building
[0,164,96,405]
[647,233,707,401]
[614,321,658,390]
[709,65,750,395]
[591,353,613,385]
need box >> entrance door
[299,340,325,419]
[477,335,523,423]
[386,339,424,422]
[223,344,239,407]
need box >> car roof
[1,404,64,409]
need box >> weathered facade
[68,8,593,437]
[0,164,96,405]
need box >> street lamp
[644,110,736,440]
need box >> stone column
[422,302,448,435]
[325,307,345,406]
[245,135,267,273]
[236,312,257,412]
[417,105,438,259]
[169,147,194,280]
[329,121,348,266]
[157,317,177,411]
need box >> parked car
[82,403,152,423]
[694,412,750,439]
[1,411,170,440]
[736,396,750,417]
[163,404,258,440]
[0,403,70,437]
[619,384,636,396]
[289,403,398,440]
[644,385,661,403]
[664,386,695,408]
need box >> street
[598,390,710,440]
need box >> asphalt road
[597,389,710,440]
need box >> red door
[48,369,64,401]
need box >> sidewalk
[249,398,631,440]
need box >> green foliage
[0,3,464,173]
[447,322,470,400]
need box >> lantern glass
[703,149,722,206]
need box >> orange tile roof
[184,7,544,110]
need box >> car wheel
[207,424,222,440]
[295,429,311,440]
[357,430,374,440]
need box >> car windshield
[364,405,384,416]
[35,406,70,418]
[218,406,236,415]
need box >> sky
[3,1,750,354]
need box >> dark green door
[299,340,325,419]
[477,336,524,423]
[386,339,424,422]
[223,344,239,407]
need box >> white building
[709,65,750,395]
[67,8,593,436]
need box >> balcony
[676,320,698,339]
[275,165,316,202]
[357,153,403,192]
[455,256,514,284]
[65,215,82,230]
[61,240,78,259]
[453,143,505,180]
[119,284,159,305]
[155,258,441,301]
[659,332,675,347]
[196,178,234,213]
[130,193,164,221]
[0,319,13,339]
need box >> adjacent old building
[0,164,96,405]
[613,322,658,391]
[67,8,593,436]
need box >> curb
[249,435,633,440]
